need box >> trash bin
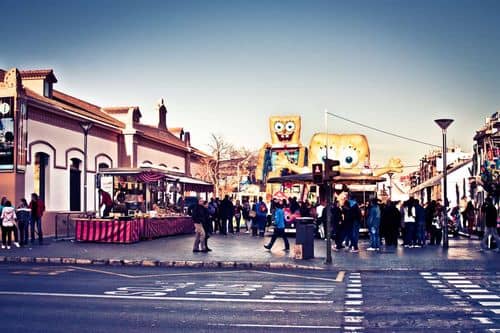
[295,218,315,259]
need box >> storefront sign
[0,97,14,170]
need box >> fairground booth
[74,167,213,244]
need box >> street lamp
[324,110,332,264]
[80,122,93,215]
[434,118,454,249]
[387,171,394,200]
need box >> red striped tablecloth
[142,216,194,239]
[74,218,142,243]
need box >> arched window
[34,152,49,203]
[98,163,109,171]
[69,158,82,211]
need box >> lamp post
[387,171,394,200]
[434,118,454,249]
[80,122,93,215]
[324,109,332,264]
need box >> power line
[326,111,441,148]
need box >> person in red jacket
[29,193,45,245]
[99,189,113,218]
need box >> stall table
[74,218,142,243]
[141,216,194,239]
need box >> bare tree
[200,134,257,197]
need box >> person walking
[415,199,426,247]
[201,200,213,252]
[254,196,268,237]
[16,199,31,247]
[208,198,218,234]
[480,197,500,252]
[242,200,251,233]
[234,200,243,233]
[29,193,45,245]
[383,200,401,246]
[219,195,234,235]
[192,198,207,253]
[1,200,20,249]
[464,201,476,234]
[264,201,289,251]
[430,201,443,246]
[401,198,417,248]
[367,198,381,251]
[331,200,344,251]
[344,196,361,253]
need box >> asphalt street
[0,263,499,332]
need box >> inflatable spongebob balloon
[255,115,307,181]
[275,133,403,177]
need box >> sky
[1,0,499,170]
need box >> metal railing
[54,211,94,240]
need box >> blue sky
[1,0,499,169]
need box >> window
[34,153,49,203]
[69,158,82,211]
[43,80,52,98]
[98,163,109,171]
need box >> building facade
[0,68,208,234]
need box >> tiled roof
[53,90,102,114]
[20,69,58,83]
[134,123,189,151]
[102,106,138,114]
[25,88,124,129]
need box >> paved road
[0,263,499,332]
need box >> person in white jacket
[1,200,20,249]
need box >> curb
[0,255,326,271]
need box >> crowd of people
[192,192,499,254]
[0,193,45,250]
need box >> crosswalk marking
[461,289,491,293]
[469,295,500,300]
[480,302,500,307]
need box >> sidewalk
[0,233,498,271]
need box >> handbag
[249,210,257,218]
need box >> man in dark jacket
[480,197,500,252]
[219,195,234,235]
[382,200,401,246]
[192,198,208,253]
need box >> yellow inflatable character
[255,115,307,182]
[276,133,403,177]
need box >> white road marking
[460,289,491,293]
[479,301,500,306]
[348,284,362,288]
[254,309,285,313]
[489,309,500,314]
[349,280,361,284]
[208,323,341,329]
[420,272,432,275]
[249,270,335,282]
[438,272,459,276]
[345,300,363,305]
[454,285,481,289]
[469,295,500,300]
[344,316,364,323]
[0,291,333,304]
[346,294,362,299]
[343,327,364,331]
[426,280,441,284]
[472,317,494,324]
[449,281,472,285]
[347,289,362,292]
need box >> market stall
[74,217,142,243]
[74,167,212,243]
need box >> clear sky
[1,0,499,170]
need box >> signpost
[323,158,340,264]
